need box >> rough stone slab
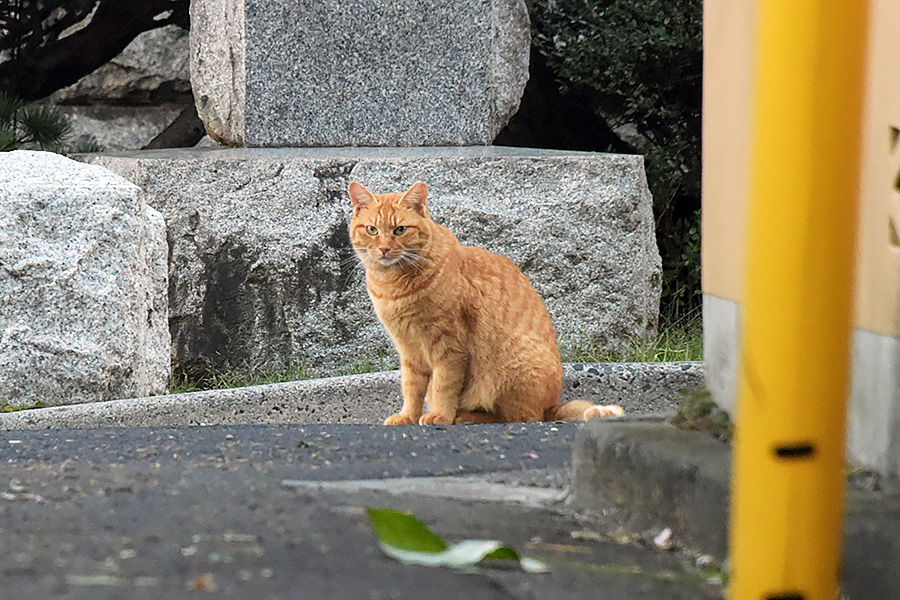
[562,362,702,414]
[79,147,661,374]
[0,151,170,406]
[190,0,529,146]
[56,106,184,152]
[50,25,192,152]
[50,25,191,105]
[570,419,900,599]
[0,371,399,430]
[0,362,700,430]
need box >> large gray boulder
[50,25,191,106]
[0,151,170,406]
[190,0,530,147]
[50,25,192,152]
[55,105,186,152]
[80,147,660,375]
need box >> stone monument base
[79,147,661,375]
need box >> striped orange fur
[348,181,624,425]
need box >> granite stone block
[190,0,530,146]
[79,147,661,375]
[0,151,170,406]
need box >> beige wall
[855,1,900,338]
[703,0,900,479]
[703,0,900,338]
[700,0,756,303]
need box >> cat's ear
[400,181,429,217]
[348,182,376,214]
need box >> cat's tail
[545,400,625,422]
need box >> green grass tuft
[563,311,703,363]
[167,353,398,394]
[1,400,50,413]
[168,363,312,394]
[167,317,703,393]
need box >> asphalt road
[1,423,724,599]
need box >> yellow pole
[729,1,869,599]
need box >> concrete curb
[570,418,900,599]
[570,418,731,558]
[0,362,702,430]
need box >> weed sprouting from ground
[167,348,400,393]
[670,387,733,443]
[168,363,312,394]
[1,400,50,413]
[563,310,703,364]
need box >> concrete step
[0,362,701,430]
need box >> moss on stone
[670,387,733,443]
[0,400,50,413]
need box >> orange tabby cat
[348,181,625,425]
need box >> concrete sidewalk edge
[569,419,900,599]
[0,361,702,430]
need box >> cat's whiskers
[340,257,366,272]
[401,248,430,264]
[350,245,377,268]
[398,249,432,275]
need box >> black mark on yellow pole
[772,443,816,460]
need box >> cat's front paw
[584,404,625,420]
[419,411,454,426]
[384,412,418,426]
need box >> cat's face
[348,181,432,270]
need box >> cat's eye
[393,226,408,236]
[365,226,378,235]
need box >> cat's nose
[378,247,391,257]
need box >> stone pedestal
[80,147,661,374]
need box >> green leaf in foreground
[365,507,548,573]
[365,508,447,553]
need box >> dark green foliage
[530,0,703,320]
[0,89,23,127]
[0,127,16,151]
[17,102,71,147]
[0,0,99,54]
[0,0,190,61]
[531,0,702,201]
[0,90,84,152]
[69,138,104,154]
[660,209,702,322]
[670,388,733,443]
